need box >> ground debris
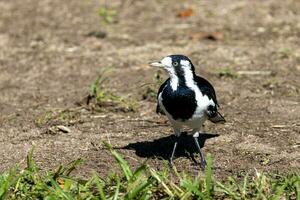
[85,30,107,39]
[237,70,273,76]
[57,125,71,133]
[190,32,223,41]
[45,125,71,135]
[176,7,194,18]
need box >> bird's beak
[149,61,165,68]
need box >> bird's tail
[208,111,226,124]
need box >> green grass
[142,70,164,101]
[35,109,81,127]
[218,67,239,78]
[88,71,138,112]
[98,7,117,25]
[279,48,292,59]
[0,145,299,199]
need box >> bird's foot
[200,158,207,171]
[193,134,207,171]
[168,159,175,168]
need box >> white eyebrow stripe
[180,59,190,67]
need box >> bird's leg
[169,129,180,167]
[169,137,178,166]
[193,131,206,171]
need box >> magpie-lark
[150,55,225,170]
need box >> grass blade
[104,141,133,181]
[93,175,106,200]
[131,163,147,182]
[112,177,120,200]
[216,181,239,200]
[63,159,83,176]
[241,174,248,199]
[26,147,36,172]
[50,179,73,200]
[0,169,17,199]
[205,153,213,199]
[181,178,205,199]
[149,168,173,197]
[125,178,154,199]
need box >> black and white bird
[149,55,225,170]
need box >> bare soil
[0,0,299,179]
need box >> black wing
[156,78,170,115]
[194,76,219,106]
[195,76,225,123]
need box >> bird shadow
[119,132,219,162]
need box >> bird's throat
[169,68,196,91]
[169,74,179,91]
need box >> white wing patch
[182,65,215,119]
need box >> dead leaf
[190,32,223,41]
[57,178,65,189]
[177,8,194,18]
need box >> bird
[149,55,225,170]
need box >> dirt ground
[0,0,299,179]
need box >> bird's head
[149,55,195,78]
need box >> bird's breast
[161,85,198,121]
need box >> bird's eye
[173,62,178,66]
